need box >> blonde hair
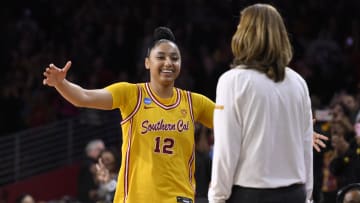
[231,4,292,82]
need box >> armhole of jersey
[186,91,195,124]
[120,84,142,125]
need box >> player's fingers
[43,79,47,85]
[43,70,50,77]
[63,61,72,72]
[49,63,62,71]
[45,67,52,74]
[49,63,56,69]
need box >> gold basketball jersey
[105,82,214,203]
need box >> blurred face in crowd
[95,142,105,155]
[100,151,116,172]
[343,189,360,203]
[342,94,357,112]
[20,195,35,203]
[331,122,346,136]
[88,141,105,160]
[331,103,345,120]
[145,41,181,87]
[331,122,347,149]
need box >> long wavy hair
[231,4,293,82]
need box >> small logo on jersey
[177,196,193,203]
[144,97,152,105]
[180,109,187,117]
[144,106,155,109]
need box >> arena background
[0,0,359,202]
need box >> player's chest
[134,105,193,135]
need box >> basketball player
[43,27,213,203]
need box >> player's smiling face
[146,41,181,86]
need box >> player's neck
[149,82,174,98]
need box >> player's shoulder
[188,92,214,108]
[107,81,137,88]
[105,82,139,95]
[174,87,212,103]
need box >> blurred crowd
[312,92,360,203]
[0,0,360,202]
[0,0,359,135]
[0,0,232,135]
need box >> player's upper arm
[104,82,139,111]
[82,88,113,110]
[191,93,215,129]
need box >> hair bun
[153,26,175,42]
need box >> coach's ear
[145,58,150,70]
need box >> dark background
[0,0,359,135]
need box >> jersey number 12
[154,137,174,154]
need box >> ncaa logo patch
[144,97,152,105]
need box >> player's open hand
[43,61,72,87]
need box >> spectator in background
[209,4,313,203]
[340,93,359,123]
[331,101,355,133]
[319,120,349,203]
[342,187,360,203]
[330,120,360,188]
[328,121,353,189]
[317,96,358,203]
[96,147,121,203]
[15,193,35,203]
[77,139,105,203]
[336,183,360,203]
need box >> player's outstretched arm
[43,61,113,110]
